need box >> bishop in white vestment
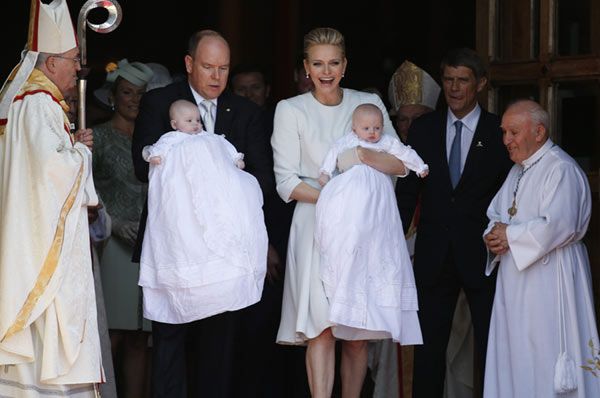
[0,1,103,396]
[483,100,600,397]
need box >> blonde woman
[272,27,407,397]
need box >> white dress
[272,89,400,344]
[139,131,268,324]
[483,140,600,398]
[314,132,424,344]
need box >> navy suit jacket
[131,80,274,261]
[396,107,512,287]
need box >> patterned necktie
[200,99,214,132]
[448,120,463,188]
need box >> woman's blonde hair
[303,27,345,59]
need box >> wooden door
[477,0,600,318]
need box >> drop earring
[305,73,309,79]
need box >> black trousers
[235,279,284,397]
[151,310,238,398]
[412,252,496,398]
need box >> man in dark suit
[131,30,273,398]
[396,48,512,397]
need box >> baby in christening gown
[139,99,267,324]
[143,99,245,168]
[314,103,426,344]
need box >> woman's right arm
[271,100,319,204]
[289,182,320,204]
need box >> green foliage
[582,339,600,377]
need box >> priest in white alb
[0,1,103,396]
[483,99,600,397]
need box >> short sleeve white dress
[272,89,400,344]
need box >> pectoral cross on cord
[508,148,551,220]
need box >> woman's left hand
[337,147,362,173]
[357,147,406,175]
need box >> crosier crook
[77,0,122,129]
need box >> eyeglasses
[51,55,81,65]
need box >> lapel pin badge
[476,141,484,147]
[226,108,231,112]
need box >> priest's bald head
[501,99,550,165]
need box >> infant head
[352,103,383,143]
[169,100,203,133]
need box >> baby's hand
[236,159,245,169]
[318,173,330,187]
[418,169,429,178]
[149,156,162,165]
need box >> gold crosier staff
[77,4,122,396]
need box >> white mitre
[31,0,77,54]
[388,61,441,114]
[0,0,77,123]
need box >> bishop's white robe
[483,140,600,398]
[0,70,102,397]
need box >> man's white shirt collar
[189,84,218,108]
[447,103,481,132]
